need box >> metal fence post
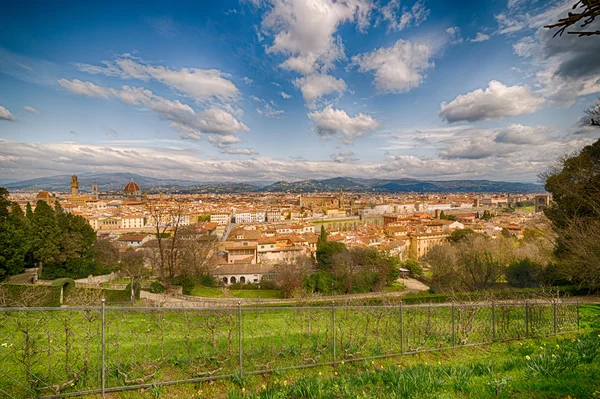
[238,301,243,376]
[331,301,336,365]
[399,300,404,354]
[525,301,529,338]
[576,299,580,332]
[553,299,557,335]
[451,301,456,348]
[491,301,496,342]
[101,298,105,398]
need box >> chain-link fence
[0,300,579,398]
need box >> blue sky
[1,0,599,183]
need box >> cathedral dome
[124,178,141,193]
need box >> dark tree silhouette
[545,0,600,37]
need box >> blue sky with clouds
[1,0,599,182]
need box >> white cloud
[470,32,490,42]
[446,26,464,44]
[331,150,359,162]
[58,79,113,98]
[58,79,250,154]
[259,0,374,74]
[510,8,600,106]
[379,0,430,32]
[256,103,284,118]
[494,124,551,145]
[0,106,16,121]
[352,39,434,93]
[308,105,378,143]
[280,91,292,99]
[293,74,347,108]
[2,128,598,182]
[74,55,239,102]
[207,135,258,155]
[242,77,254,85]
[24,106,39,114]
[439,80,545,122]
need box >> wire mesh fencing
[0,300,580,398]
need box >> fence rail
[0,300,579,398]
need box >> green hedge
[0,284,62,307]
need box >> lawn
[90,304,600,399]
[384,281,405,293]
[0,301,590,398]
[188,285,283,299]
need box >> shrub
[124,282,141,298]
[506,259,542,288]
[51,278,75,296]
[404,259,424,277]
[0,284,61,307]
[149,281,165,293]
[172,275,194,295]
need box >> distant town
[6,173,550,286]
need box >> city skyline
[1,0,600,183]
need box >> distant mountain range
[2,173,545,194]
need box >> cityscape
[1,0,600,398]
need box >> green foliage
[149,281,166,293]
[543,138,600,288]
[403,259,424,277]
[51,278,75,295]
[481,210,492,220]
[197,214,210,222]
[0,199,28,281]
[316,241,346,271]
[103,287,135,303]
[124,282,141,299]
[448,228,476,243]
[172,275,195,295]
[506,259,542,288]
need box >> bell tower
[70,175,79,198]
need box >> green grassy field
[189,285,283,299]
[0,301,587,398]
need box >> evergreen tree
[31,200,61,277]
[25,202,33,221]
[0,190,28,280]
[439,210,446,220]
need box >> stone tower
[91,181,99,200]
[70,174,79,198]
[338,185,344,209]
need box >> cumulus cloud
[59,79,248,136]
[0,106,16,121]
[330,150,359,162]
[494,124,551,145]
[207,135,258,155]
[24,106,39,114]
[439,80,545,122]
[352,39,434,93]
[58,78,252,154]
[379,0,430,32]
[293,74,347,108]
[74,55,239,102]
[308,105,378,143]
[2,129,598,182]
[259,0,373,74]
[471,32,490,42]
[511,13,600,105]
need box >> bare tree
[545,0,600,37]
[582,97,600,127]
[274,256,315,298]
[120,250,146,304]
[146,199,188,282]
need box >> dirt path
[397,277,430,293]
[7,268,38,284]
